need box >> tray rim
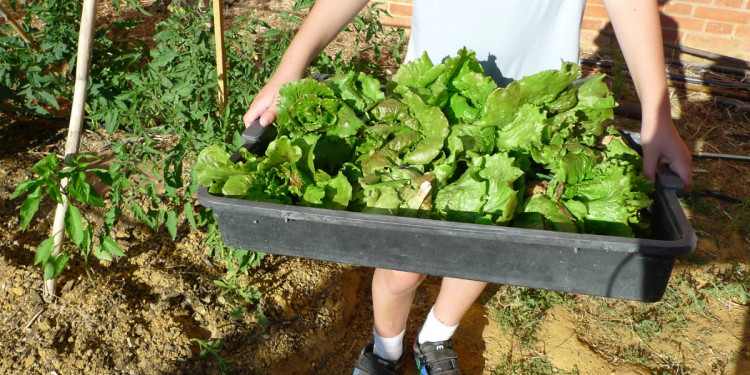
[197,173,697,257]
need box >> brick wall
[372,0,750,62]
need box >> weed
[488,287,572,346]
[625,274,705,343]
[493,356,579,375]
[724,200,750,236]
[190,338,232,374]
[617,345,651,366]
[700,264,749,306]
[678,252,709,266]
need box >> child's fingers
[259,106,279,127]
[666,158,693,190]
[643,147,693,191]
[243,93,276,127]
[243,106,263,127]
[642,152,658,182]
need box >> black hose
[693,152,750,162]
[684,190,744,204]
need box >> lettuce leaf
[276,78,365,139]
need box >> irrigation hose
[693,152,750,162]
[684,190,744,204]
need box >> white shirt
[404,0,587,86]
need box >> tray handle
[655,166,686,196]
[242,119,270,146]
[619,129,685,196]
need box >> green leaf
[434,168,487,223]
[65,205,85,246]
[262,29,281,37]
[44,260,56,281]
[30,153,58,176]
[150,50,178,68]
[101,236,125,257]
[37,90,60,109]
[165,209,178,240]
[19,192,42,231]
[103,207,120,235]
[68,172,105,207]
[10,178,42,200]
[45,254,70,281]
[184,202,198,231]
[93,244,112,262]
[34,237,56,266]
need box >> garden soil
[1,1,749,374]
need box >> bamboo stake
[44,0,97,300]
[0,0,37,49]
[213,0,227,114]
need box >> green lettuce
[196,52,654,238]
[275,78,365,139]
[435,152,524,225]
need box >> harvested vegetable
[196,49,654,237]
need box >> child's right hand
[242,75,297,128]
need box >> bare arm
[603,0,693,189]
[243,0,371,127]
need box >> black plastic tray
[197,124,697,302]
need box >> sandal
[353,340,405,375]
[413,336,462,375]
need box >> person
[243,1,693,374]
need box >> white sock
[373,327,405,362]
[418,307,458,344]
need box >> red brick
[713,0,743,8]
[736,23,750,38]
[661,15,706,31]
[663,2,693,16]
[583,4,610,19]
[705,21,734,34]
[685,33,743,56]
[694,6,750,23]
[581,18,605,32]
[389,3,412,18]
[381,15,411,28]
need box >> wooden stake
[213,0,228,114]
[0,0,37,49]
[44,0,97,300]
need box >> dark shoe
[353,340,405,375]
[413,336,462,375]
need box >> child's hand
[641,118,693,190]
[241,0,371,128]
[242,79,287,128]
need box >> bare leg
[372,268,427,337]
[432,277,487,326]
